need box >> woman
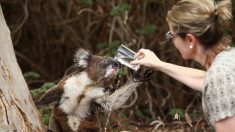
[131,0,234,131]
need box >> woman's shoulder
[211,47,235,68]
[217,46,235,57]
[205,47,235,79]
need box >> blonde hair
[166,0,232,67]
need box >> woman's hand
[130,49,163,70]
[131,49,205,91]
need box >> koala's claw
[131,67,153,82]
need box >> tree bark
[0,5,45,132]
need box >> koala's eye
[101,60,108,63]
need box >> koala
[35,49,152,132]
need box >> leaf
[169,107,185,119]
[135,109,144,118]
[109,40,120,54]
[110,9,120,17]
[110,4,131,16]
[143,108,151,115]
[136,24,157,35]
[80,0,93,6]
[145,116,153,124]
[42,113,51,125]
[31,82,56,97]
[143,108,154,123]
[96,41,120,55]
[121,113,128,118]
[23,71,40,79]
[40,107,51,125]
[117,69,127,77]
[119,4,131,12]
[96,42,109,50]
[40,82,56,89]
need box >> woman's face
[168,24,195,60]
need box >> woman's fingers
[132,49,145,64]
[130,59,140,65]
[132,49,150,64]
[134,49,147,58]
[134,51,142,58]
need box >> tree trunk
[0,5,45,132]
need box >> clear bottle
[114,44,140,71]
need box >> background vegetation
[1,0,234,131]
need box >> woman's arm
[215,116,235,132]
[131,49,205,91]
[156,62,205,91]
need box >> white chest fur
[59,71,107,117]
[59,72,92,114]
[58,72,108,130]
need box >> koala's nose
[111,60,120,68]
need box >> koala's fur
[35,49,142,132]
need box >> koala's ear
[74,49,91,68]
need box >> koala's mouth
[105,65,119,78]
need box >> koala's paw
[34,100,44,109]
[131,67,153,82]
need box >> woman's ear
[185,33,197,48]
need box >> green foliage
[121,113,128,118]
[23,71,40,79]
[96,42,108,49]
[142,108,153,124]
[169,107,185,119]
[116,69,127,77]
[32,83,55,125]
[135,108,153,124]
[135,109,145,118]
[109,41,120,54]
[31,82,56,97]
[136,24,157,35]
[96,40,120,55]
[40,107,51,125]
[80,0,93,6]
[110,3,131,16]
[123,121,129,127]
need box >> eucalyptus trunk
[0,5,45,132]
